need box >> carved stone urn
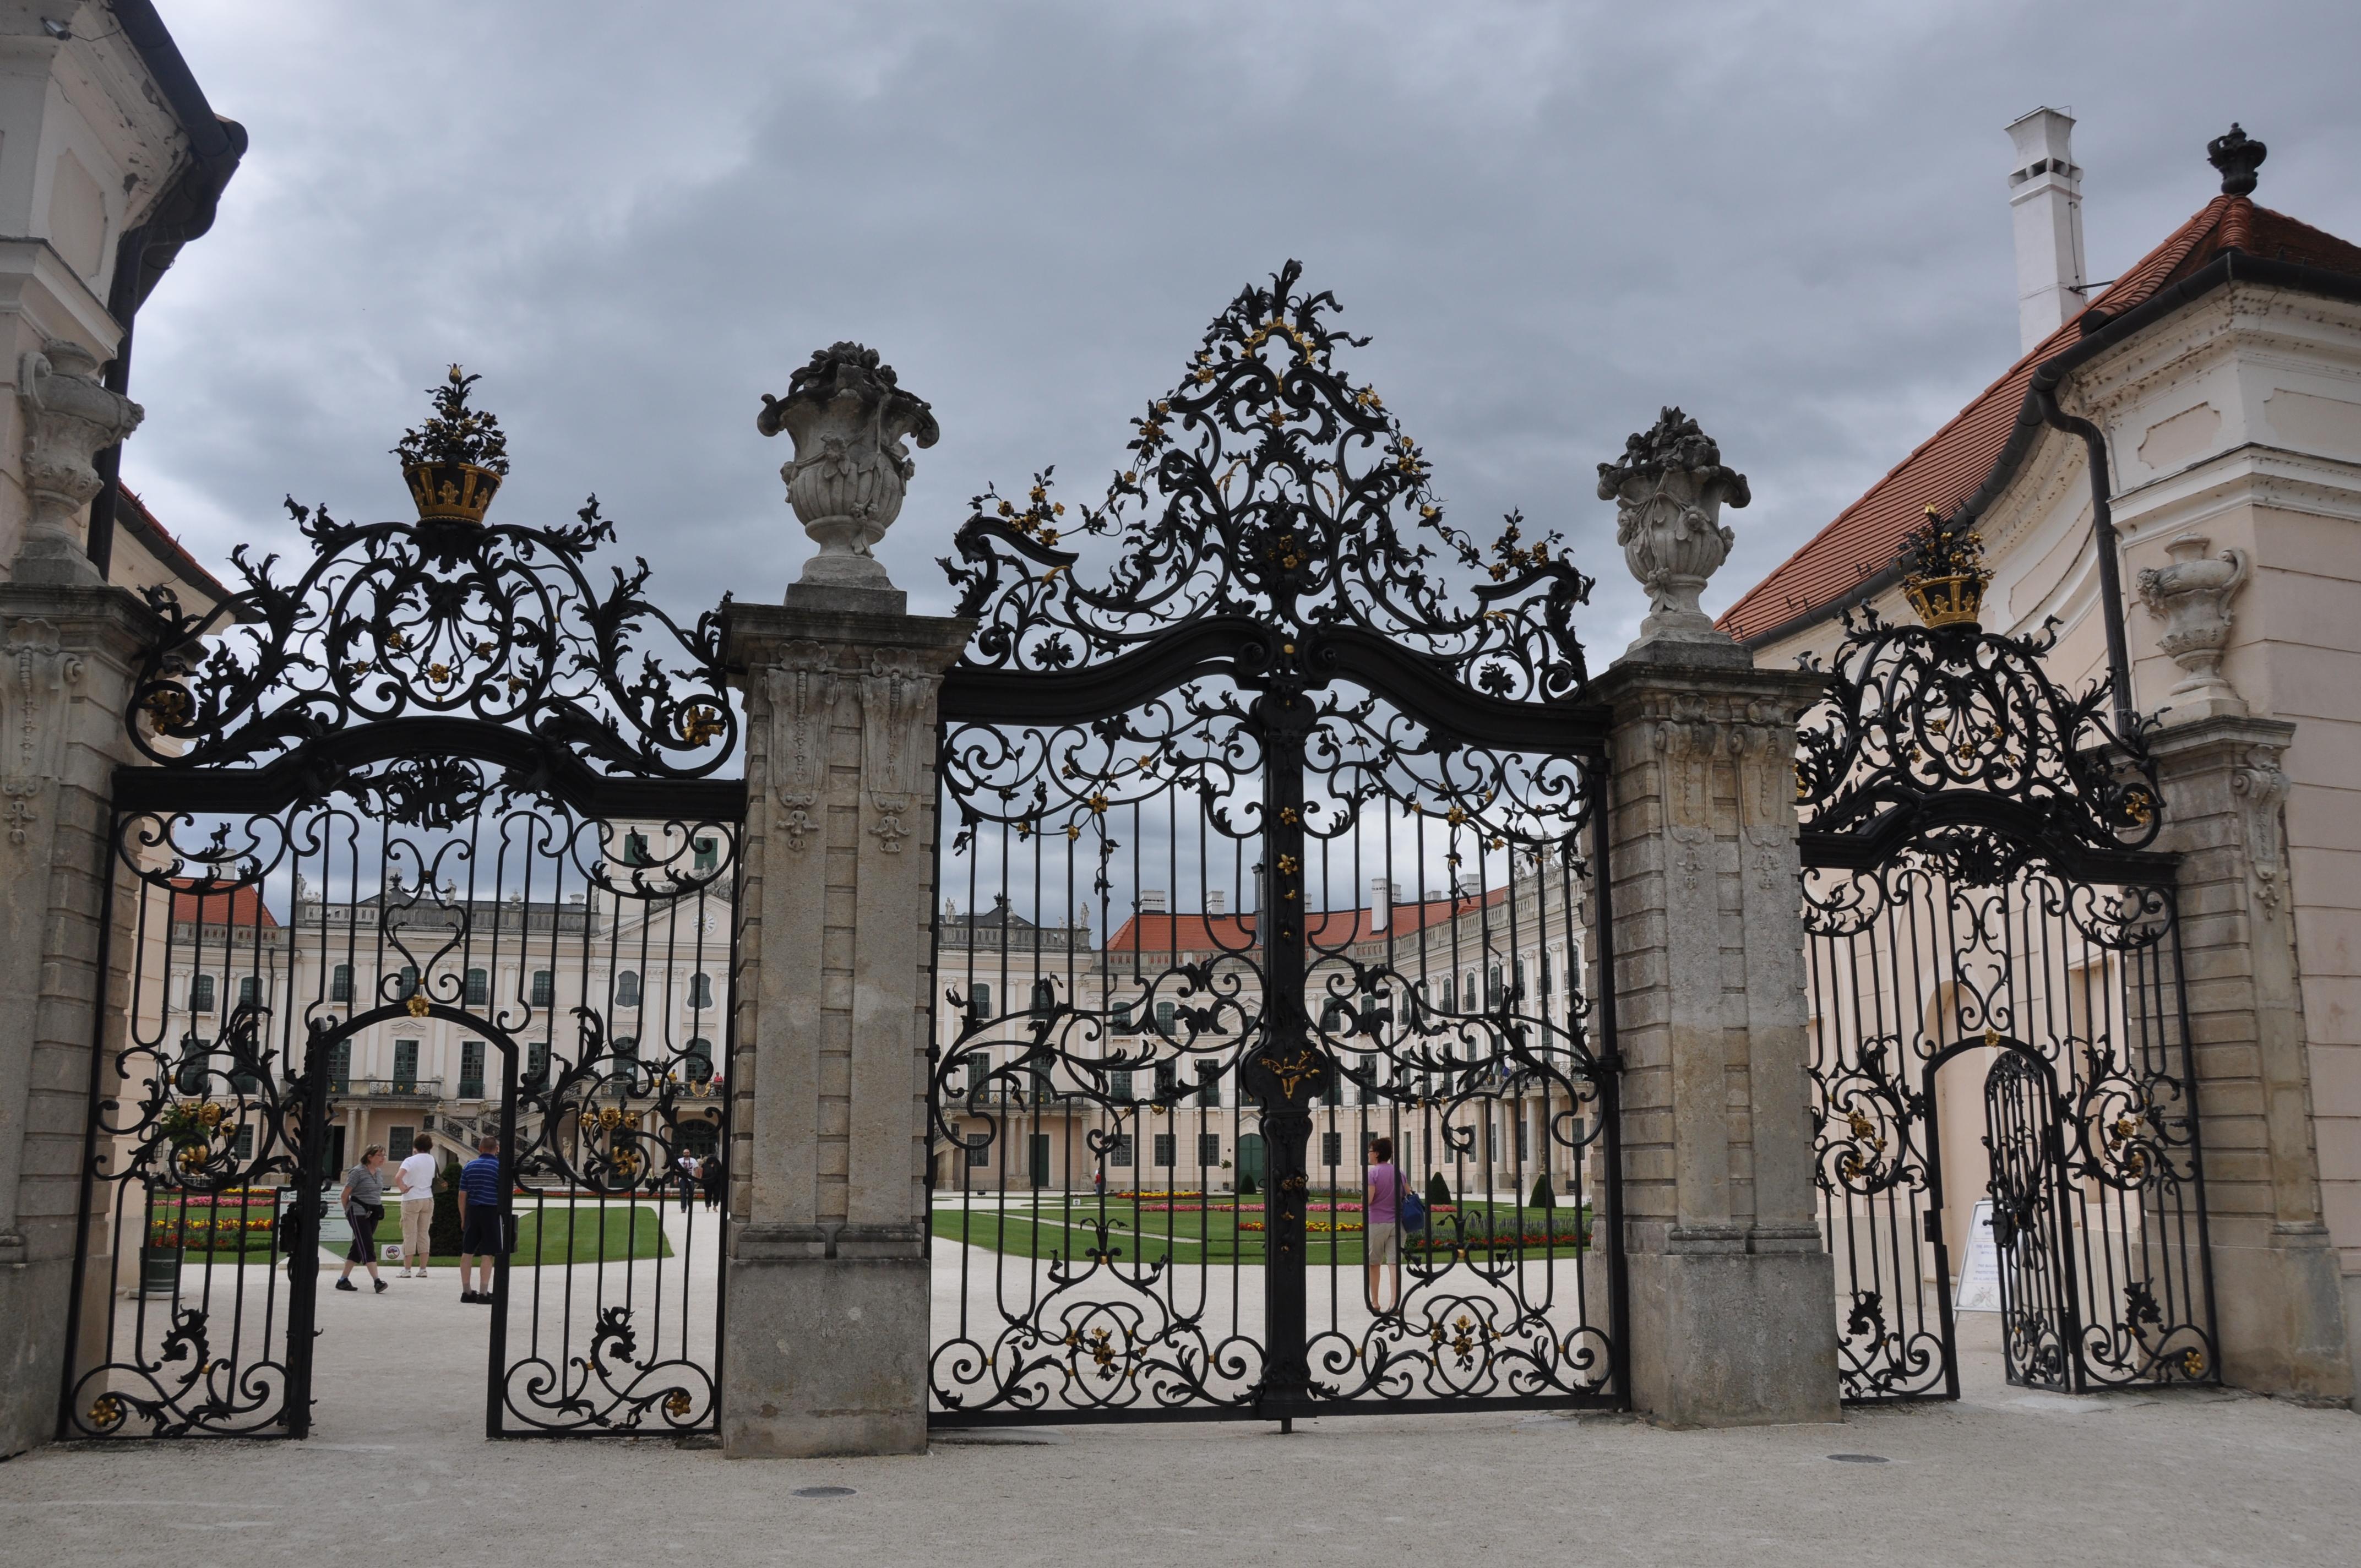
[2136,532,2251,716]
[14,338,142,585]
[1599,406,1750,650]
[757,342,939,593]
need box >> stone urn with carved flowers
[758,342,939,592]
[2135,533,2250,716]
[1598,406,1751,649]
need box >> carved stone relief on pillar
[764,640,840,853]
[858,649,941,854]
[2230,741,2292,918]
[0,617,83,847]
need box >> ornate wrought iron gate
[1797,532,2217,1401]
[924,264,1623,1425]
[61,407,744,1440]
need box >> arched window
[617,970,641,1007]
[1486,966,1503,1009]
[237,975,260,1007]
[1029,977,1054,1016]
[1461,974,1477,1012]
[397,965,420,1000]
[189,974,216,1012]
[967,982,992,1019]
[1111,1001,1134,1033]
[690,972,714,1009]
[330,964,353,1003]
[693,837,719,874]
[685,1038,715,1084]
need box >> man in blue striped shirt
[456,1134,506,1304]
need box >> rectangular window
[964,1052,987,1098]
[1198,1133,1221,1167]
[527,1041,549,1083]
[398,965,419,1000]
[531,970,553,1007]
[1109,1067,1134,1102]
[690,972,714,1009]
[1516,1116,1530,1161]
[1154,1060,1177,1101]
[693,837,719,874]
[330,964,353,1003]
[1319,1064,1340,1108]
[464,967,488,1007]
[1110,1133,1134,1168]
[1153,1133,1176,1168]
[967,981,992,1019]
[1195,1061,1220,1106]
[330,1040,351,1093]
[387,1125,415,1165]
[190,974,215,1012]
[617,970,641,1007]
[1030,978,1054,1017]
[237,975,259,1007]
[1321,1131,1342,1167]
[1111,1001,1133,1033]
[1155,1000,1176,1037]
[624,831,650,865]
[686,1038,715,1083]
[393,1040,418,1090]
[459,1040,485,1098]
[1357,1053,1376,1106]
[613,1035,638,1065]
[965,1135,991,1169]
[231,1123,254,1162]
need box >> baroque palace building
[932,881,1592,1199]
[1721,111,2361,1399]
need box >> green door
[1237,1134,1266,1188]
[1029,1134,1052,1189]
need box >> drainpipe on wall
[2028,382,2138,739]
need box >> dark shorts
[460,1207,508,1257]
[345,1204,383,1264]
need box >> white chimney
[1369,876,1391,932]
[2007,107,2088,352]
[1204,889,1226,916]
[1139,889,1167,913]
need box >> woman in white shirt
[392,1135,440,1278]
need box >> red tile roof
[116,486,235,610]
[1718,197,2361,644]
[1103,888,1508,954]
[168,878,280,928]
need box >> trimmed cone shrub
[1531,1173,1555,1210]
[429,1155,465,1256]
[1238,1172,1258,1196]
[1426,1170,1453,1209]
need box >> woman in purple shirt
[1364,1136,1402,1314]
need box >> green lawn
[321,1201,674,1268]
[929,1198,1588,1268]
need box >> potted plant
[394,364,510,524]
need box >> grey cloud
[130,0,2361,650]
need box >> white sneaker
[417,1268,429,1278]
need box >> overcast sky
[128,0,2361,654]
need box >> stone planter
[2136,533,2250,716]
[758,342,938,592]
[138,1243,181,1297]
[1598,407,1750,650]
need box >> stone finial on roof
[2207,124,2266,197]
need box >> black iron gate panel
[925,265,1622,1426]
[1796,515,2216,1403]
[63,377,746,1441]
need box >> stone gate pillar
[718,344,969,1457]
[1592,409,1838,1426]
[2148,714,2355,1402]
[0,582,154,1457]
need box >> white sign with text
[1954,1199,2003,1313]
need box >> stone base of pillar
[2211,1222,2354,1403]
[722,1227,929,1457]
[0,1249,62,1453]
[1626,1237,1840,1428]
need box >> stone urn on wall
[2136,532,2251,718]
[1599,406,1750,650]
[758,342,939,592]
[14,338,143,585]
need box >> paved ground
[4,1329,2354,1568]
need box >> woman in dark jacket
[699,1147,725,1213]
[337,1144,391,1293]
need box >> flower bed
[1236,1219,1366,1234]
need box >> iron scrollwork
[928,263,1619,1424]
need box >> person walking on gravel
[457,1134,508,1304]
[1364,1135,1405,1315]
[392,1134,438,1278]
[336,1144,390,1294]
